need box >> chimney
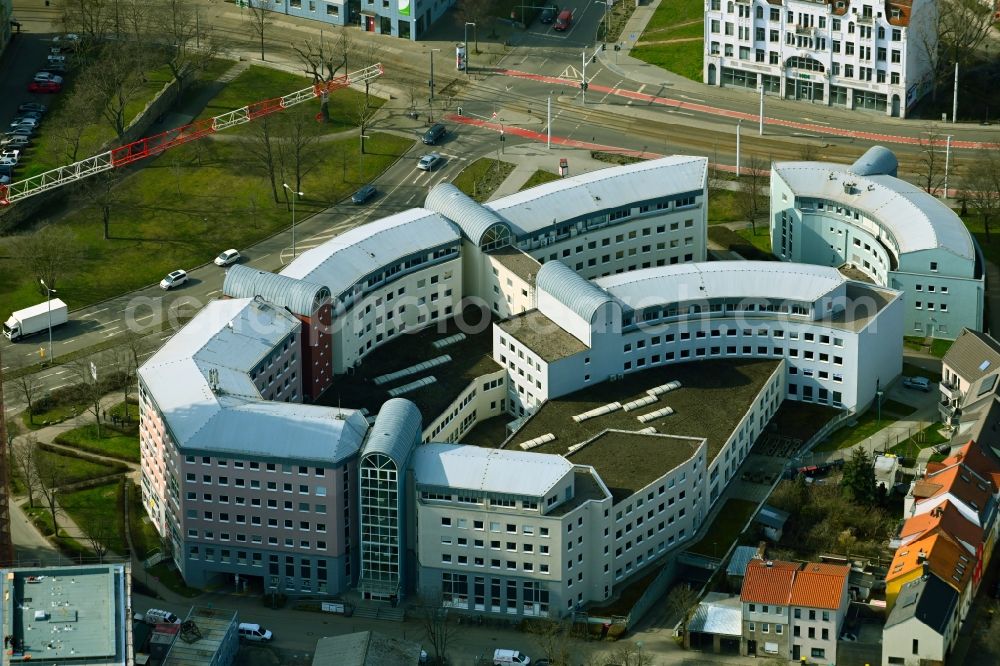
[917,549,927,564]
[765,560,774,568]
[922,561,930,578]
[756,541,768,560]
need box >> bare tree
[917,0,993,105]
[69,358,105,439]
[116,0,152,42]
[245,0,271,62]
[293,29,352,84]
[964,150,1000,243]
[420,605,459,666]
[7,226,81,294]
[918,128,946,194]
[78,508,114,562]
[454,0,496,52]
[36,448,66,534]
[59,0,115,42]
[595,644,653,666]
[10,360,42,426]
[78,43,151,138]
[664,583,699,629]
[49,86,103,163]
[735,155,768,236]
[10,435,42,509]
[530,619,575,665]
[151,0,220,90]
[245,115,280,202]
[82,170,126,240]
[275,113,323,194]
[797,143,820,161]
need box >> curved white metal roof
[595,261,847,308]
[412,443,572,497]
[773,158,974,261]
[362,398,422,465]
[424,183,511,246]
[487,155,707,235]
[138,297,368,463]
[223,265,330,316]
[536,259,615,322]
[280,208,461,299]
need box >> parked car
[0,174,10,185]
[52,33,80,50]
[17,103,47,114]
[47,55,67,67]
[237,623,272,642]
[0,157,18,168]
[137,609,180,626]
[28,81,62,93]
[422,123,447,145]
[15,111,43,121]
[553,9,572,31]
[1,150,21,164]
[10,118,39,130]
[159,269,188,290]
[493,649,530,665]
[6,126,37,138]
[417,152,443,171]
[214,249,241,266]
[540,5,558,23]
[39,65,67,75]
[902,376,931,392]
[351,183,377,204]
[0,136,30,149]
[33,72,63,84]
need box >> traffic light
[591,55,597,63]
[614,44,621,52]
[580,81,589,91]
[602,43,606,51]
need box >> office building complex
[771,147,983,340]
[249,0,453,40]
[703,0,936,117]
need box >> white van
[139,609,180,626]
[238,623,273,642]
[493,649,530,665]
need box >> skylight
[980,360,991,372]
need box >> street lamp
[282,184,303,261]
[428,48,441,103]
[735,119,742,178]
[464,22,477,75]
[595,0,610,44]
[39,279,55,364]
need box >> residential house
[883,575,961,666]
[939,329,1000,429]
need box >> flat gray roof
[472,359,781,501]
[5,565,124,664]
[489,246,541,284]
[497,309,588,363]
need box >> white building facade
[771,147,984,340]
[703,0,936,117]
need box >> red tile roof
[740,559,797,605]
[887,532,974,593]
[790,563,849,610]
[900,499,983,554]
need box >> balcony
[939,381,962,401]
[858,15,874,24]
[795,25,815,36]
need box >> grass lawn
[887,422,948,458]
[903,335,928,353]
[708,190,741,223]
[60,482,127,555]
[688,499,758,557]
[451,158,515,202]
[963,215,1000,267]
[643,0,702,32]
[931,338,954,358]
[22,402,86,430]
[12,448,125,491]
[195,65,382,136]
[129,483,162,560]
[520,169,561,190]
[0,131,412,318]
[812,409,898,453]
[148,561,202,597]
[632,39,703,83]
[54,423,139,462]
[735,227,772,254]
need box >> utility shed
[312,631,423,666]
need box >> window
[811,649,826,659]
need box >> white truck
[3,299,68,341]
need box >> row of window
[183,493,327,512]
[710,0,905,36]
[183,474,328,496]
[440,517,550,536]
[184,458,327,476]
[187,531,329,549]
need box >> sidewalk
[488,143,620,199]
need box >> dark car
[351,183,377,204]
[540,5,557,23]
[422,123,447,145]
[17,103,47,114]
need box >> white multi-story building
[771,147,984,340]
[703,0,936,117]
[250,0,453,41]
[496,259,903,418]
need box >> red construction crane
[0,63,384,205]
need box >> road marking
[254,253,271,262]
[78,307,109,318]
[134,313,155,322]
[50,383,68,391]
[559,65,583,80]
[802,117,831,125]
[672,111,696,117]
[160,335,173,341]
[104,326,122,336]
[678,94,706,103]
[637,84,647,94]
[207,290,220,296]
